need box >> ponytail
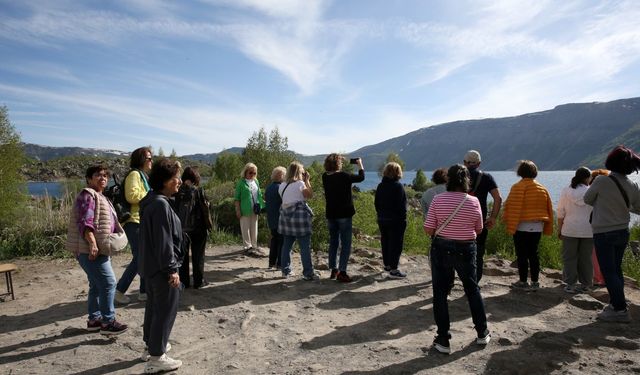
[570,166,591,189]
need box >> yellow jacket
[503,178,553,235]
[124,170,150,224]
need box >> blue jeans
[327,217,353,272]
[430,237,487,337]
[77,253,116,322]
[116,222,145,294]
[594,229,629,311]
[281,234,314,277]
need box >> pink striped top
[424,192,483,240]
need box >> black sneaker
[433,335,451,354]
[100,320,128,336]
[388,269,407,279]
[330,269,339,279]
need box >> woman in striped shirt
[424,164,490,355]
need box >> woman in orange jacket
[503,160,553,291]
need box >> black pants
[269,228,283,268]
[513,231,542,283]
[143,272,180,356]
[475,227,489,282]
[378,220,407,270]
[179,229,207,288]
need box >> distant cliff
[22,97,640,173]
[351,97,640,170]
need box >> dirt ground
[1,245,640,375]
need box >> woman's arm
[125,171,147,204]
[302,175,313,199]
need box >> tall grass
[4,181,640,283]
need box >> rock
[315,263,330,271]
[542,269,563,280]
[354,248,377,258]
[308,364,325,372]
[497,338,513,346]
[359,264,379,272]
[246,247,268,257]
[568,294,604,310]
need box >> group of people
[67,147,211,373]
[68,143,640,364]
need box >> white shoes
[114,290,130,304]
[141,343,172,362]
[144,354,182,374]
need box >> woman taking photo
[265,166,286,269]
[374,162,408,278]
[584,145,640,323]
[557,167,593,294]
[139,158,184,373]
[115,146,153,304]
[278,161,317,280]
[503,160,553,291]
[67,164,128,335]
[424,164,489,354]
[234,163,265,251]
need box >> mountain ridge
[22,97,640,171]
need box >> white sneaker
[141,343,172,362]
[144,354,182,373]
[114,290,130,304]
[138,293,148,302]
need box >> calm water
[28,171,640,206]
[27,181,64,198]
[355,170,640,206]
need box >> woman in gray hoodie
[584,146,640,323]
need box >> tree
[412,169,429,192]
[243,126,295,186]
[213,152,244,183]
[0,106,26,226]
[158,147,165,157]
[378,152,406,177]
[170,148,177,158]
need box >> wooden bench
[0,263,17,301]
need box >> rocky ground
[1,245,639,375]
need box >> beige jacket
[66,188,126,256]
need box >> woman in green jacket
[235,163,265,251]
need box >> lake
[355,170,640,206]
[27,171,640,207]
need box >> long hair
[570,167,591,189]
[130,146,152,169]
[446,164,470,192]
[285,161,305,183]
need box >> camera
[349,158,359,164]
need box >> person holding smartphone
[322,154,365,282]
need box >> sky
[1,0,640,156]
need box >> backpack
[104,172,132,223]
[175,185,199,232]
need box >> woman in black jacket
[374,162,407,278]
[139,158,184,374]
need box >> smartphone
[349,158,359,164]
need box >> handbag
[434,194,469,237]
[198,187,214,230]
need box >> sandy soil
[1,246,639,375]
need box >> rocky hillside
[352,97,640,171]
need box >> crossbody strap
[279,182,292,199]
[435,194,468,237]
[609,175,630,208]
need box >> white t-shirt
[279,180,306,207]
[246,179,258,203]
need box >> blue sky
[1,0,639,156]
